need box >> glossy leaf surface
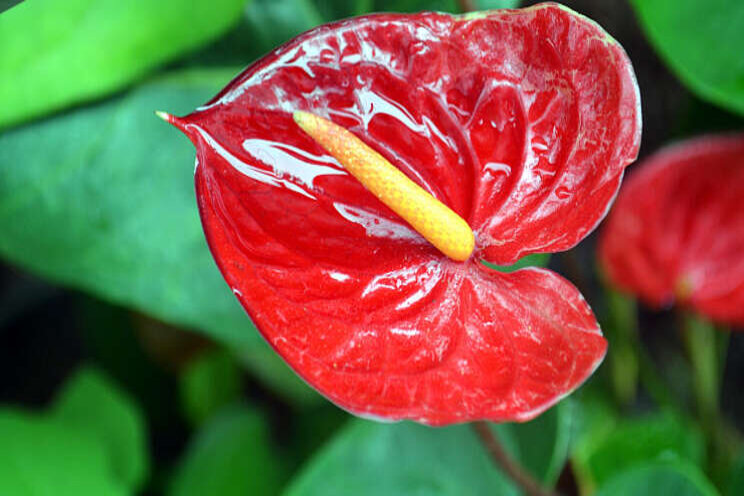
[181,5,641,424]
[599,134,744,326]
[630,0,744,116]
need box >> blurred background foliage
[1,0,743,494]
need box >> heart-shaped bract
[599,134,744,327]
[168,4,641,425]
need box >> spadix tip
[293,110,317,130]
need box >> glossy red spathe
[599,134,744,327]
[171,4,641,425]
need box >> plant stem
[603,286,639,406]
[600,283,680,410]
[635,342,680,410]
[682,312,720,431]
[471,421,559,496]
[680,312,737,484]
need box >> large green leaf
[573,411,705,493]
[0,0,246,129]
[285,402,570,495]
[0,68,315,404]
[168,406,285,496]
[0,410,127,496]
[596,461,719,496]
[285,421,518,496]
[51,368,149,492]
[630,0,744,116]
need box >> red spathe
[174,4,641,424]
[600,134,744,327]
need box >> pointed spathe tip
[154,110,171,122]
[154,110,189,133]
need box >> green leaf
[0,0,247,129]
[169,406,285,496]
[494,400,572,485]
[630,0,744,116]
[0,67,316,405]
[285,420,518,496]
[180,350,242,426]
[570,389,620,466]
[286,403,571,495]
[0,410,127,496]
[574,411,705,493]
[51,367,149,492]
[596,461,719,496]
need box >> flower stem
[682,312,720,430]
[680,312,739,484]
[603,286,639,406]
[471,421,559,496]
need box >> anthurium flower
[162,4,641,425]
[599,134,744,327]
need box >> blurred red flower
[171,5,640,424]
[599,134,744,327]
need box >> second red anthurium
[599,134,744,327]
[161,4,641,425]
